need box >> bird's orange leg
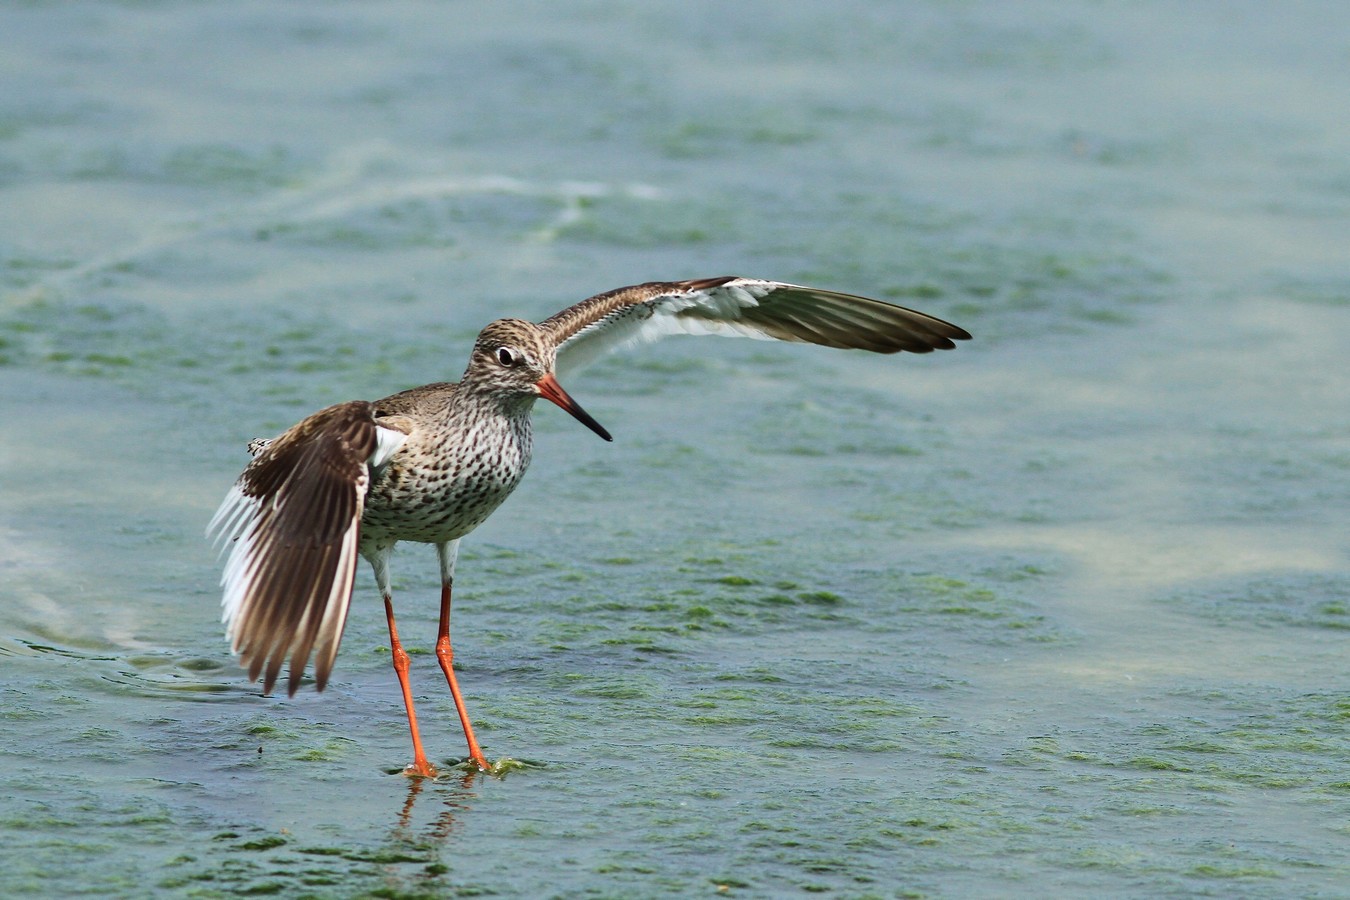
[384,596,437,778]
[435,578,490,772]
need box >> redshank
[208,276,970,776]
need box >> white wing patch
[206,482,266,646]
[369,423,408,475]
[555,279,779,377]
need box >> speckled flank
[360,393,534,547]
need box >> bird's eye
[496,347,517,367]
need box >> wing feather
[207,400,408,696]
[542,277,970,376]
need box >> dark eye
[496,347,516,367]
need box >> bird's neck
[457,382,537,420]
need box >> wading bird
[209,276,970,776]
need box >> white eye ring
[496,347,516,367]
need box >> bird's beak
[535,373,613,442]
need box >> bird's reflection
[391,766,481,844]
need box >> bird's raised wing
[207,400,408,696]
[540,276,971,377]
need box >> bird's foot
[401,760,439,778]
[454,756,533,777]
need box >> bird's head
[466,319,612,442]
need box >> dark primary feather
[713,284,968,352]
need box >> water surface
[1,2,1347,896]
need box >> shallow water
[2,1,1348,897]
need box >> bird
[208,276,971,777]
